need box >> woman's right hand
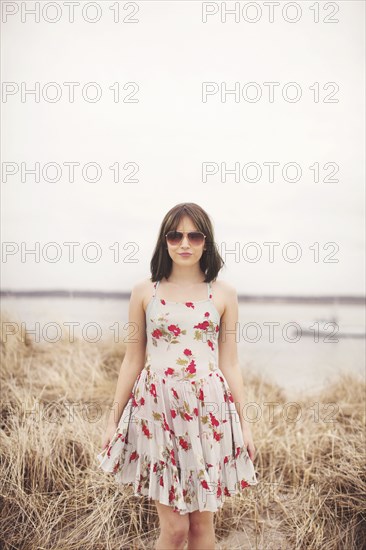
[101,420,118,452]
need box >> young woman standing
[97,203,258,549]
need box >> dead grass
[1,313,365,549]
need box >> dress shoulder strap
[207,281,213,300]
[152,280,160,298]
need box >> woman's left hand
[240,420,256,462]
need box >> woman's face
[166,215,206,266]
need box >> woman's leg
[188,510,216,550]
[154,501,190,550]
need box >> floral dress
[96,280,259,514]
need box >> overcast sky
[1,1,365,296]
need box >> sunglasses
[165,231,206,246]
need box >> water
[1,297,365,397]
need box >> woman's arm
[218,282,256,461]
[106,281,148,427]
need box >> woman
[97,202,258,550]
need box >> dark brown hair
[150,203,225,283]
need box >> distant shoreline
[1,289,365,305]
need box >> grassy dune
[0,314,365,549]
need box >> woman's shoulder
[212,278,237,297]
[131,276,155,293]
[132,277,155,290]
[211,279,238,319]
[131,277,157,313]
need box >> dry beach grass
[0,313,365,549]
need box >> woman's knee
[189,521,206,538]
[155,502,189,542]
[159,520,189,545]
[189,513,214,537]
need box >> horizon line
[1,289,365,305]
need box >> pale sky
[1,1,365,296]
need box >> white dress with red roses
[96,279,258,514]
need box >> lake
[1,296,365,398]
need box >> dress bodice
[145,280,220,381]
